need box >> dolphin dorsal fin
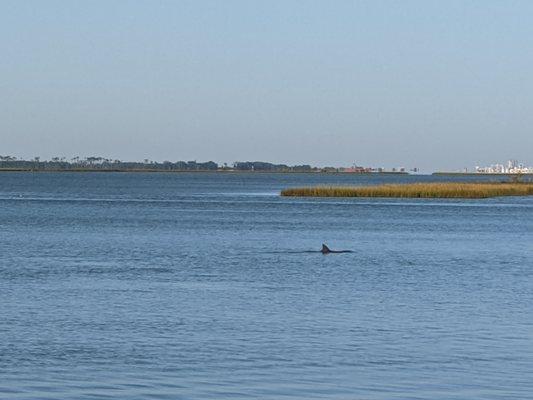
[321,244,331,253]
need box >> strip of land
[281,182,533,199]
[0,159,406,174]
[433,172,533,176]
[0,168,408,174]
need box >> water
[1,172,532,399]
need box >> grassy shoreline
[281,182,533,199]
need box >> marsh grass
[281,182,533,199]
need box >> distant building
[476,160,533,174]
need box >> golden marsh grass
[281,182,533,199]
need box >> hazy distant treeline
[233,162,314,172]
[0,156,316,172]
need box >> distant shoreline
[0,168,409,175]
[433,172,533,176]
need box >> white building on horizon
[475,160,533,174]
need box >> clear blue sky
[2,0,532,171]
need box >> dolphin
[320,244,353,254]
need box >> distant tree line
[233,162,314,172]
[0,156,319,172]
[0,156,219,171]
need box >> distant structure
[475,160,533,174]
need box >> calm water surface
[1,172,532,399]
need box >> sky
[1,0,532,171]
